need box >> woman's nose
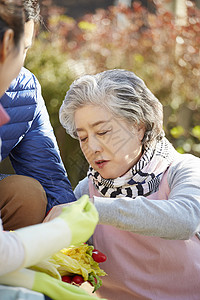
[88,135,103,153]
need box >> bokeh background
[1,0,200,189]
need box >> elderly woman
[59,69,200,300]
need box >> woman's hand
[43,203,69,222]
[43,198,94,223]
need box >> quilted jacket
[0,67,76,212]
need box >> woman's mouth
[95,160,109,169]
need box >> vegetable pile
[30,243,107,292]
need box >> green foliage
[25,34,75,127]
[170,126,185,139]
[25,0,200,187]
[192,125,200,140]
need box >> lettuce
[30,243,106,292]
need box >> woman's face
[74,104,145,179]
[0,20,34,97]
[0,30,25,97]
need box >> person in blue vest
[0,0,76,231]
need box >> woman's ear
[138,124,145,142]
[0,29,14,62]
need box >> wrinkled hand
[43,203,68,223]
[44,197,95,223]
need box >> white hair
[59,69,164,147]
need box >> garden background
[1,0,200,189]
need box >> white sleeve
[93,154,200,240]
[0,218,25,276]
[0,215,72,276]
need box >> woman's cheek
[81,144,92,163]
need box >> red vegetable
[72,275,84,286]
[62,275,72,284]
[92,249,107,263]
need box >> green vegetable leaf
[88,273,102,293]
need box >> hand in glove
[14,195,98,269]
[0,268,107,300]
[59,195,98,245]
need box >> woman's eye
[98,130,110,136]
[80,137,87,142]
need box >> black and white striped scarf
[87,138,176,198]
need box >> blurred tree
[48,0,155,19]
[49,0,114,19]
